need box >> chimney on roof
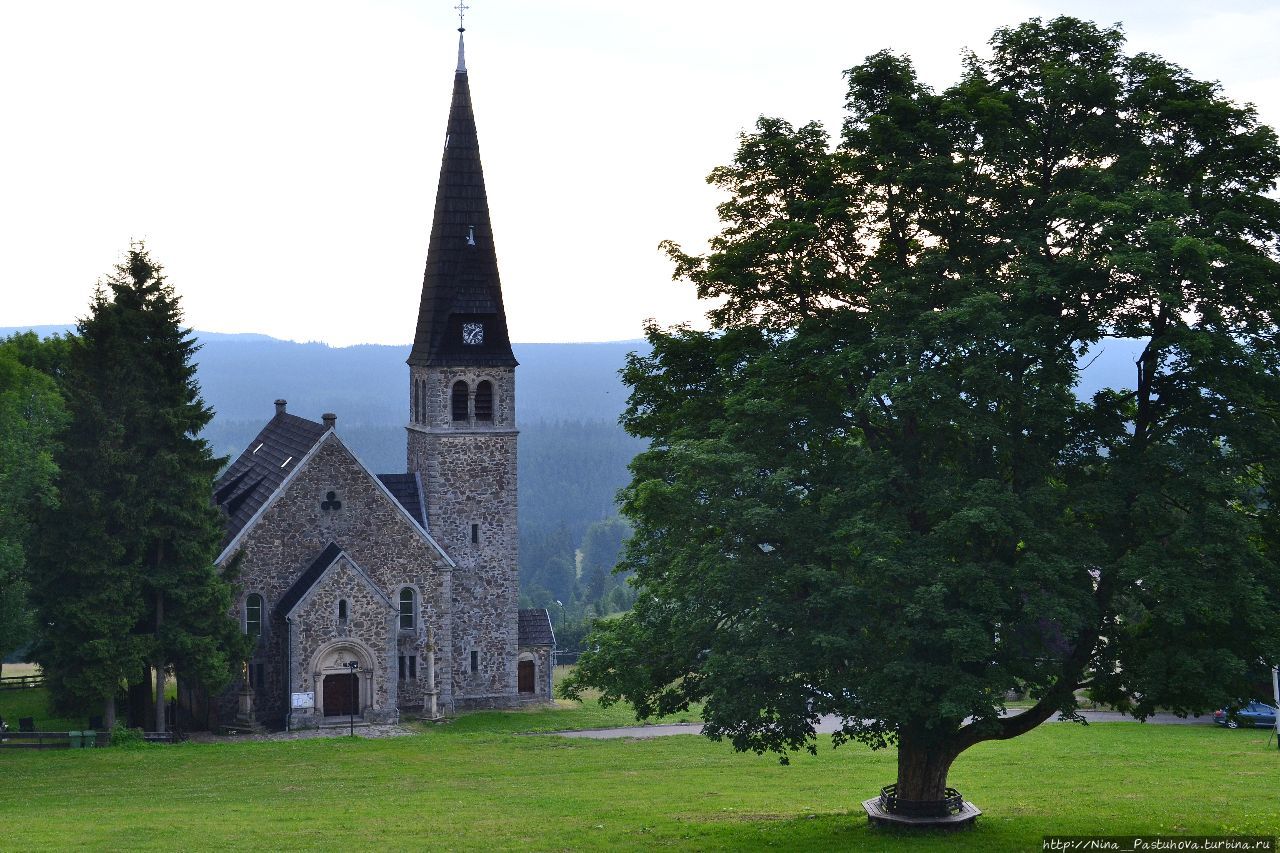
[274,399,287,415]
[322,412,337,429]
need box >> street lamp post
[344,660,359,737]
[552,596,563,671]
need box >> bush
[109,723,148,749]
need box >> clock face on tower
[462,322,484,346]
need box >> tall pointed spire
[455,2,467,74]
[408,16,516,369]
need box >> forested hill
[3,325,1151,636]
[4,326,649,631]
[196,338,643,429]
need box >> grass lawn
[1,693,1277,851]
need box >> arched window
[474,380,493,422]
[337,599,348,624]
[412,379,419,423]
[451,381,469,422]
[245,594,263,637]
[417,378,427,423]
[399,588,416,630]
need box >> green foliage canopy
[29,245,248,721]
[0,333,68,666]
[564,17,1280,801]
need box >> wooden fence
[0,730,106,749]
[0,730,176,749]
[0,674,44,691]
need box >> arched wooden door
[323,673,359,717]
[517,659,535,694]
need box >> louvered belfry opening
[474,380,493,421]
[451,380,469,422]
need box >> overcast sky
[3,1,1277,346]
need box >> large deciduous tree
[30,245,246,729]
[0,334,68,674]
[563,17,1280,810]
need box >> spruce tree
[30,244,246,729]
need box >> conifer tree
[30,245,246,729]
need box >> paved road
[553,710,1218,739]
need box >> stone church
[186,29,554,730]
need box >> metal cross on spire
[454,1,469,72]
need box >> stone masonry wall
[220,433,453,727]
[407,365,520,709]
[286,558,398,725]
[408,429,519,706]
[410,366,515,430]
[521,646,554,700]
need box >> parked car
[1213,701,1278,729]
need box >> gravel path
[185,723,419,743]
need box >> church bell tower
[407,22,519,704]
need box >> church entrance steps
[318,717,369,730]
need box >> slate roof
[376,473,427,528]
[518,608,555,648]
[275,542,344,618]
[407,42,517,369]
[214,408,328,548]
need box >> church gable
[276,544,394,621]
[223,427,453,582]
[284,550,400,726]
[216,416,457,728]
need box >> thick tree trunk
[103,697,116,731]
[895,730,959,808]
[154,592,166,734]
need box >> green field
[1,691,1277,851]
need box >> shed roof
[518,608,555,648]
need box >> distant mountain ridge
[4,325,1151,421]
[1,326,644,426]
[4,323,1150,617]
